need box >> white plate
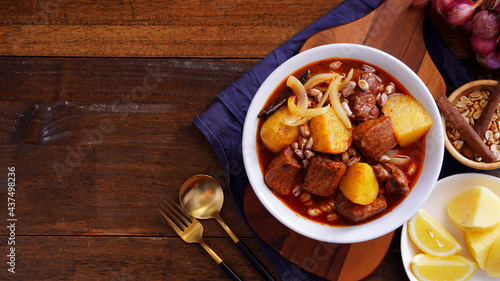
[401,173,500,280]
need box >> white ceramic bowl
[242,43,444,244]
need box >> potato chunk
[486,235,500,277]
[310,107,352,154]
[382,94,433,147]
[465,223,500,271]
[338,162,379,205]
[260,107,300,153]
[447,186,500,232]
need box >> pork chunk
[352,115,398,161]
[360,72,382,94]
[335,192,387,222]
[349,90,380,122]
[383,163,409,195]
[264,146,303,195]
[372,164,391,187]
[372,163,409,195]
[303,154,346,197]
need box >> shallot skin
[462,19,474,34]
[477,51,500,69]
[471,34,498,54]
[432,0,455,16]
[484,0,500,11]
[445,0,482,26]
[472,10,500,39]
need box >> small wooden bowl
[442,80,500,170]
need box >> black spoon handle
[219,261,243,281]
[236,240,276,281]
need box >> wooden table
[0,1,498,280]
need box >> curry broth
[256,58,426,226]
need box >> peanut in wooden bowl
[442,80,500,170]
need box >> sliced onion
[287,96,330,118]
[282,115,309,126]
[340,68,354,89]
[303,73,338,90]
[379,154,411,165]
[326,75,352,129]
[388,155,411,165]
[316,75,341,108]
[287,76,308,109]
[385,149,398,156]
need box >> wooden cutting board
[244,186,395,281]
[243,0,446,280]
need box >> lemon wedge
[408,209,462,257]
[411,253,477,281]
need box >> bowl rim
[442,79,500,170]
[242,43,444,243]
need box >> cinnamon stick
[461,82,500,159]
[436,95,497,163]
[257,69,310,118]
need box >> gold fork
[158,200,243,281]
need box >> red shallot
[472,10,500,39]
[476,51,500,69]
[462,19,474,33]
[471,34,498,54]
[421,0,500,69]
[445,0,483,26]
[432,0,456,16]
[484,0,500,10]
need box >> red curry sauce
[256,58,426,226]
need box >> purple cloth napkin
[194,0,472,279]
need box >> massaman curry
[257,58,433,226]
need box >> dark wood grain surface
[0,0,498,280]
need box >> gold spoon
[180,174,275,281]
